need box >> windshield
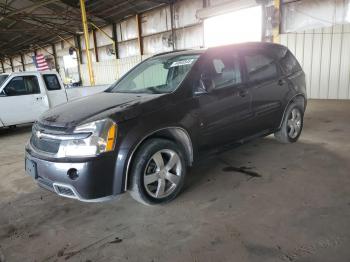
[107,54,200,94]
[0,74,9,86]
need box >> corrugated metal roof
[0,0,170,58]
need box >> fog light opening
[67,168,79,180]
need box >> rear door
[195,50,253,148]
[0,75,49,126]
[41,73,68,107]
[242,50,289,132]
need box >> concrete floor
[0,100,350,262]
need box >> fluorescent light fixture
[204,5,262,47]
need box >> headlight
[57,119,117,158]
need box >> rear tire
[274,102,304,143]
[129,138,186,205]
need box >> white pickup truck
[0,71,108,127]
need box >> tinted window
[244,53,278,82]
[0,74,9,86]
[43,74,61,91]
[280,50,302,75]
[207,54,242,89]
[4,76,40,96]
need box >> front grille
[30,135,60,154]
[30,123,64,154]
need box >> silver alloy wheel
[143,149,182,199]
[287,108,302,139]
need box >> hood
[39,92,164,129]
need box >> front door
[0,75,49,126]
[195,50,253,148]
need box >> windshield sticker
[170,59,195,67]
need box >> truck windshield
[107,54,200,94]
[0,74,9,86]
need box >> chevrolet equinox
[25,42,306,205]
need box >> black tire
[274,102,304,143]
[129,138,187,205]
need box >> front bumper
[25,143,120,202]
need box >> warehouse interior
[1,0,350,261]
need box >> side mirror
[195,73,215,95]
[4,86,16,96]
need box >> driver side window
[4,76,40,96]
[204,53,242,90]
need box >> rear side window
[4,76,40,96]
[244,53,278,82]
[280,50,302,75]
[43,74,61,91]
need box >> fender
[122,126,194,191]
[278,93,306,129]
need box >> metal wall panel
[95,25,113,47]
[175,24,204,49]
[141,6,171,36]
[143,32,173,55]
[117,17,138,42]
[280,24,350,99]
[174,0,202,28]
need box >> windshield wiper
[146,87,163,94]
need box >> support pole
[1,60,4,73]
[20,54,25,71]
[79,0,95,86]
[273,0,280,43]
[92,29,99,62]
[112,22,119,59]
[170,1,176,51]
[10,57,14,72]
[136,14,143,56]
[52,44,59,71]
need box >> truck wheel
[274,102,304,143]
[129,138,186,205]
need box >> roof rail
[151,49,193,57]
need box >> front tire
[129,138,186,205]
[274,103,304,143]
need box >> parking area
[1,99,349,262]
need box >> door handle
[278,79,286,86]
[238,89,248,98]
[36,97,43,101]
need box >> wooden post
[52,44,59,71]
[136,14,144,56]
[1,60,4,73]
[10,57,14,72]
[112,22,119,59]
[170,1,176,51]
[92,29,99,62]
[20,54,25,71]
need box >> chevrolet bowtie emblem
[36,130,43,139]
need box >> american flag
[33,54,49,71]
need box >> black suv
[25,42,306,205]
